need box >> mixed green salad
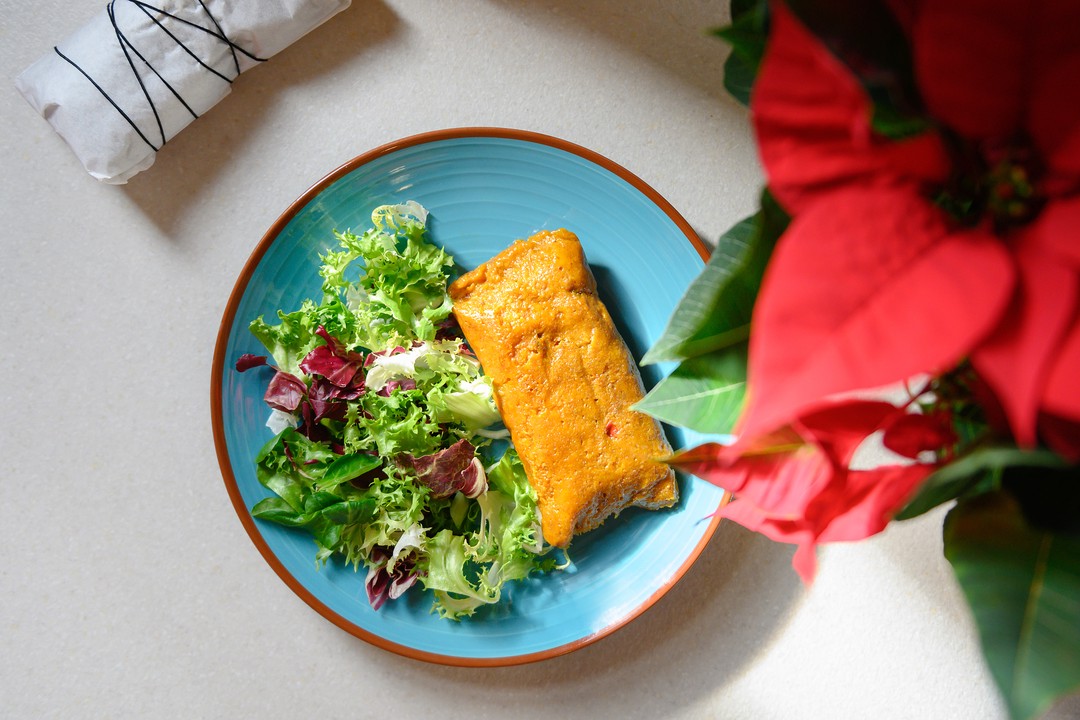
[236,201,560,619]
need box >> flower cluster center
[937,139,1046,233]
[985,152,1044,230]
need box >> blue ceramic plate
[212,128,728,666]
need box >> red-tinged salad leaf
[396,439,488,499]
[300,326,367,388]
[364,527,424,610]
[365,553,420,610]
[235,353,268,372]
[237,202,556,619]
[306,376,353,423]
[264,370,307,413]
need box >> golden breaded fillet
[448,228,678,548]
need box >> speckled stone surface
[3,1,1076,718]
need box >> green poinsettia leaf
[729,0,763,20]
[896,446,1066,521]
[717,43,756,107]
[641,190,786,366]
[944,489,1080,720]
[633,344,747,435]
[713,0,769,106]
[1002,461,1080,536]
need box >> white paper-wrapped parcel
[15,0,351,184]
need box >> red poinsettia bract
[691,0,1080,578]
[672,399,950,581]
[746,0,1080,449]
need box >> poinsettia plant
[636,1,1080,718]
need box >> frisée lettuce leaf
[239,201,557,619]
[323,200,454,349]
[424,449,561,619]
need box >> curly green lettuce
[240,201,557,619]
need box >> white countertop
[3,1,1076,718]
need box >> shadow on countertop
[376,517,804,717]
[118,0,400,238]
[117,0,743,242]
[481,0,737,104]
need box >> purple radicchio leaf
[235,353,268,372]
[377,378,417,397]
[396,438,488,499]
[388,558,420,600]
[364,547,392,611]
[363,344,412,368]
[364,546,421,610]
[263,370,307,412]
[281,439,319,480]
[297,400,336,444]
[299,326,367,388]
[307,374,364,423]
[435,317,464,342]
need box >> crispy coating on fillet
[448,229,677,548]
